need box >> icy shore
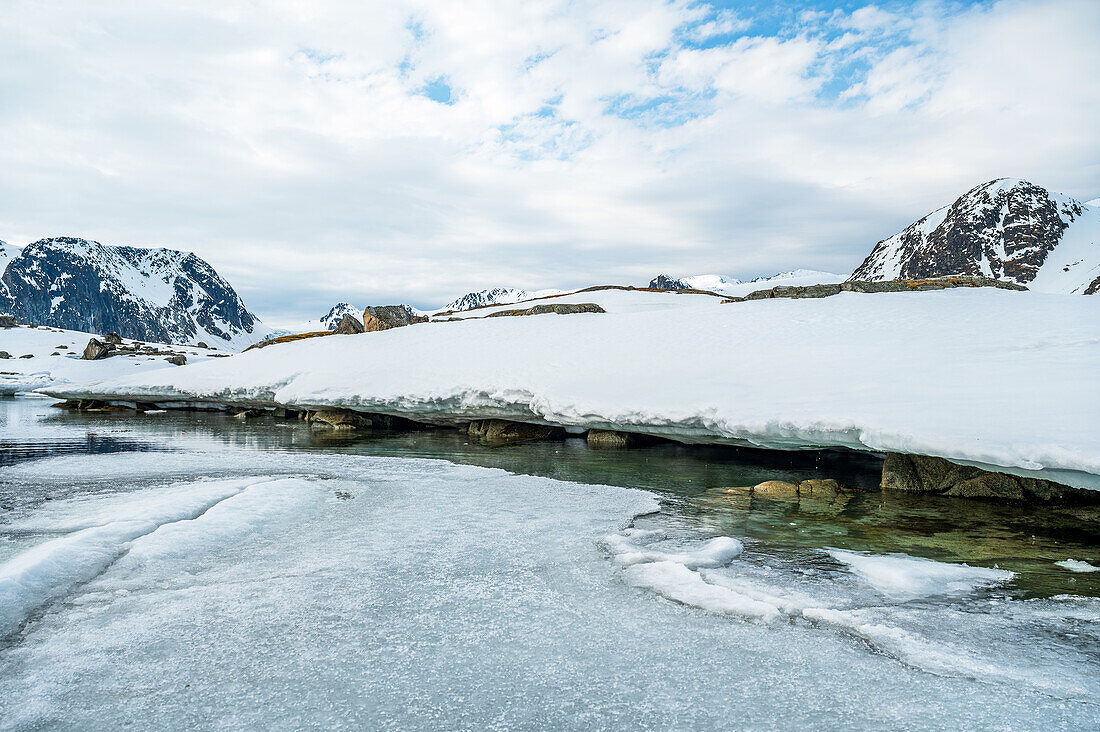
[40,288,1100,488]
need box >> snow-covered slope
[852,179,1100,294]
[441,287,565,313]
[43,287,1100,489]
[0,237,270,349]
[0,323,227,395]
[0,241,18,275]
[1086,197,1099,207]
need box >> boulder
[82,339,113,360]
[166,354,186,366]
[19,354,33,359]
[467,419,564,446]
[880,453,1097,503]
[0,351,9,359]
[0,314,16,328]
[362,306,428,332]
[196,341,209,349]
[750,480,801,498]
[485,303,605,318]
[103,332,123,344]
[309,409,372,431]
[736,478,846,500]
[333,314,365,334]
[589,429,642,444]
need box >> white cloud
[0,0,1096,321]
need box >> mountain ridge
[852,178,1099,294]
[0,236,270,349]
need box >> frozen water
[0,444,1098,728]
[1058,559,1100,573]
[825,548,1015,600]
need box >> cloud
[0,0,1096,322]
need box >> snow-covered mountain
[649,274,742,292]
[0,240,17,270]
[442,287,564,312]
[319,302,361,330]
[0,236,270,349]
[852,179,1100,294]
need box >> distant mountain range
[441,287,565,312]
[3,179,1093,348]
[852,178,1099,294]
[0,237,270,349]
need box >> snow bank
[0,324,225,394]
[41,288,1100,486]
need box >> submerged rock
[880,453,1098,503]
[467,419,564,446]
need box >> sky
[0,0,1098,323]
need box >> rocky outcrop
[166,354,186,366]
[587,429,635,449]
[362,305,428,332]
[82,338,113,360]
[466,419,564,446]
[724,276,1025,303]
[0,314,15,328]
[485,303,605,318]
[850,179,1100,294]
[309,409,372,430]
[0,236,268,347]
[333,314,365,335]
[880,453,1100,503]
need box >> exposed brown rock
[485,303,605,318]
[362,306,428,332]
[723,276,1025,303]
[0,315,16,328]
[309,409,372,431]
[880,453,1099,503]
[586,429,635,449]
[467,419,564,446]
[82,338,114,360]
[333,314,365,334]
[245,331,333,351]
[166,354,186,366]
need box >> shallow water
[1,396,1099,729]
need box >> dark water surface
[2,396,1098,597]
